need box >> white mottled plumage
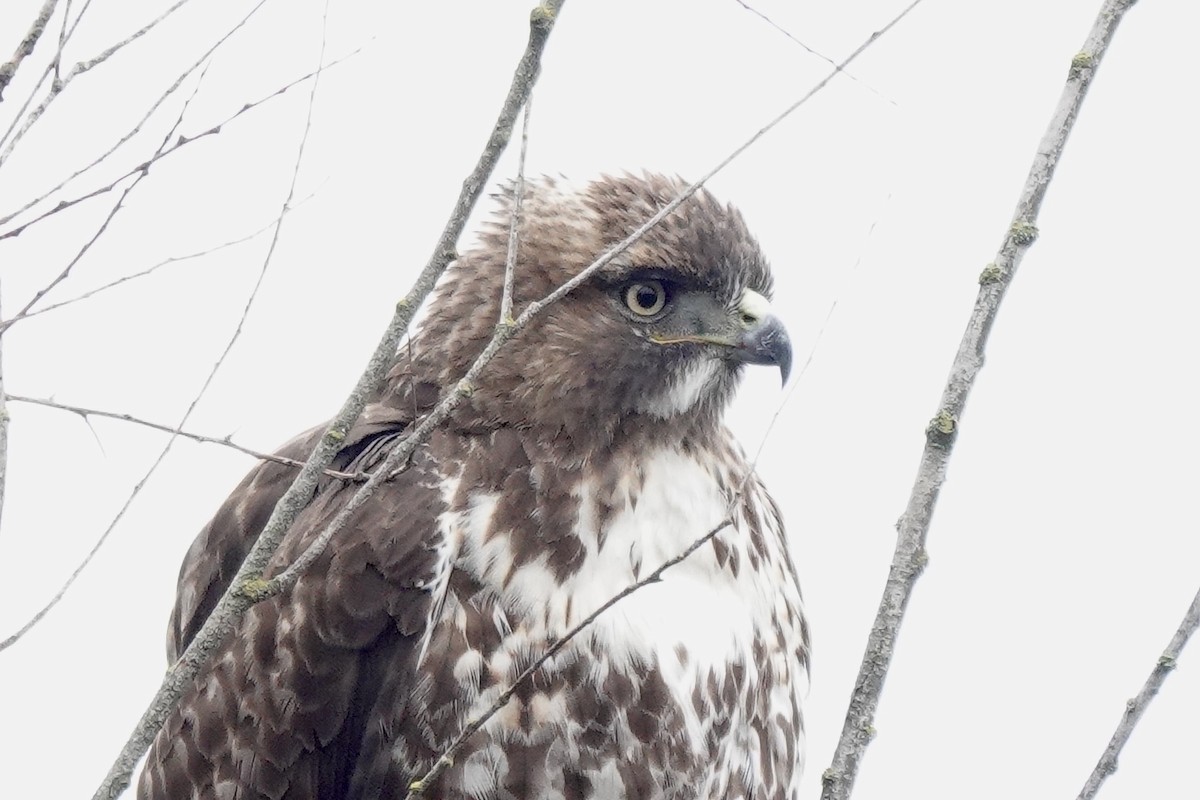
[140,174,808,800]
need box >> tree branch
[0,0,200,164]
[0,29,321,654]
[405,516,734,797]
[819,3,1140,798]
[1077,584,1200,800]
[0,0,60,102]
[89,4,567,798]
[4,394,364,480]
[1,194,313,327]
[0,43,358,241]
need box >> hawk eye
[623,280,667,317]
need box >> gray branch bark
[819,2,1140,798]
[1077,584,1200,799]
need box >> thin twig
[1,0,314,235]
[90,5,566,798]
[4,394,364,480]
[0,48,306,653]
[499,99,532,325]
[1077,584,1200,800]
[0,0,198,165]
[280,1,922,790]
[6,59,211,324]
[405,516,735,796]
[0,0,60,102]
[0,42,359,239]
[819,3,1139,798]
[0,193,313,328]
[731,0,893,106]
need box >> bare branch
[499,99,532,325]
[4,394,364,480]
[731,0,892,105]
[819,3,1139,798]
[89,5,567,798]
[0,44,359,239]
[1077,584,1200,800]
[0,28,324,655]
[0,0,60,102]
[3,59,211,324]
[1,194,312,327]
[406,516,734,796]
[0,0,198,163]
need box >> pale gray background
[0,1,1197,797]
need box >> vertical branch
[1077,584,1200,800]
[819,2,1139,798]
[499,98,532,326]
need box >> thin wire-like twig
[732,0,894,105]
[405,515,735,796]
[5,394,364,480]
[0,0,199,165]
[0,0,61,102]
[2,1,342,238]
[499,99,532,325]
[819,3,1139,798]
[90,6,566,798]
[0,46,310,653]
[1077,584,1200,800]
[1,193,314,328]
[0,42,360,240]
[5,62,211,324]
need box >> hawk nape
[140,174,809,800]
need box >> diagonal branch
[1077,584,1200,800]
[0,25,325,655]
[405,515,735,797]
[5,394,364,480]
[1,194,313,327]
[0,0,199,164]
[0,0,60,102]
[5,58,211,325]
[819,2,1140,798]
[0,44,359,240]
[89,5,567,798]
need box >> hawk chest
[417,444,807,798]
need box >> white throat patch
[636,359,720,418]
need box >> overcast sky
[1,0,1197,798]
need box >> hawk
[139,173,810,800]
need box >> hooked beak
[730,289,792,384]
[647,288,794,385]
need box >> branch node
[237,576,273,602]
[925,409,958,446]
[1070,51,1096,79]
[1009,220,1039,246]
[1157,653,1177,670]
[529,4,557,30]
[978,263,1005,285]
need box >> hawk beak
[732,290,792,385]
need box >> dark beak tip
[735,314,793,387]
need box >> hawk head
[394,173,791,454]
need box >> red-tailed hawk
[139,174,809,800]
